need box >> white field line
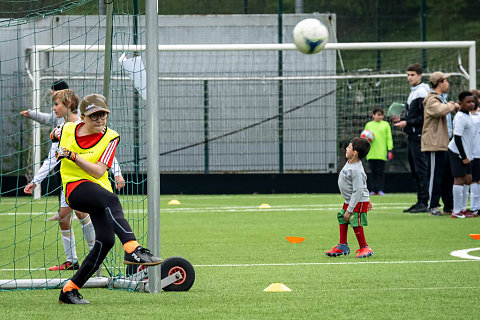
[450,248,480,260]
[1,200,411,207]
[321,286,480,292]
[0,194,346,202]
[0,195,315,204]
[1,258,479,272]
[194,258,480,267]
[0,203,413,216]
[163,195,416,201]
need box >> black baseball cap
[51,80,69,91]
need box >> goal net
[0,0,152,291]
[0,2,476,291]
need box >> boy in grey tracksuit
[326,137,374,259]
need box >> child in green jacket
[364,107,394,195]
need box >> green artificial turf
[1,193,479,319]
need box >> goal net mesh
[0,0,149,290]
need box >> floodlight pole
[145,0,161,293]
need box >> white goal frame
[28,40,476,197]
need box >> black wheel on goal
[161,256,195,291]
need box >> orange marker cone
[286,236,305,244]
[469,234,480,240]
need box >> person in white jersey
[20,80,69,126]
[469,90,480,214]
[447,91,477,218]
[20,80,69,220]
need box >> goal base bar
[0,277,109,290]
[0,271,181,292]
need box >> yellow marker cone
[259,203,271,209]
[263,283,292,292]
[286,236,305,244]
[470,234,480,240]
[168,199,181,205]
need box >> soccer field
[1,193,480,319]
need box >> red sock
[353,226,367,248]
[339,224,348,244]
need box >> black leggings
[407,137,429,206]
[67,181,136,288]
[368,159,386,193]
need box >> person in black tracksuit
[393,63,430,213]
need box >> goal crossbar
[30,40,476,53]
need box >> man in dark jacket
[393,63,429,213]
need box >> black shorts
[448,150,472,178]
[472,158,480,181]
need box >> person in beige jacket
[421,72,460,216]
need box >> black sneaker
[429,207,442,216]
[410,203,429,213]
[124,246,163,266]
[403,203,417,213]
[59,289,90,304]
[442,209,453,216]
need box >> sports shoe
[451,212,466,219]
[461,210,478,218]
[403,203,417,213]
[429,207,442,216]
[49,261,79,271]
[59,289,90,304]
[46,213,59,221]
[124,246,163,266]
[442,209,452,216]
[369,191,377,196]
[326,243,350,257]
[409,203,429,213]
[355,246,374,258]
[377,191,385,196]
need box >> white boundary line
[194,259,480,267]
[0,203,420,216]
[450,248,480,260]
[318,286,480,292]
[0,194,412,202]
[1,258,478,272]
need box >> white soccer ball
[292,18,329,54]
[360,130,374,143]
